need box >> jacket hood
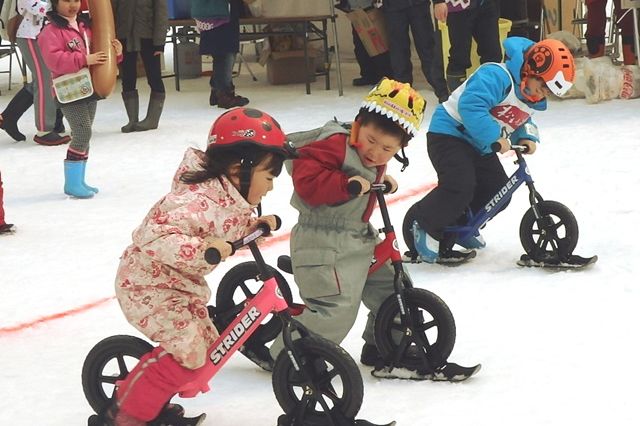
[172,148,252,208]
[503,36,535,87]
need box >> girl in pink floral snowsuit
[110,107,295,426]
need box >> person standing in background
[585,0,636,65]
[112,0,168,133]
[382,0,449,102]
[433,0,502,92]
[192,0,249,109]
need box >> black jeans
[403,133,509,250]
[351,24,393,81]
[445,0,502,76]
[120,38,165,93]
[384,2,448,98]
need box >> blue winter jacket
[429,37,547,155]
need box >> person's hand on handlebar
[205,238,233,262]
[348,175,371,196]
[494,137,511,154]
[518,139,537,155]
[383,174,398,194]
[253,215,279,234]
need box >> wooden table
[167,15,343,95]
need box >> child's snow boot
[412,221,439,263]
[64,160,94,198]
[34,131,71,146]
[134,91,165,131]
[121,90,139,133]
[0,86,33,142]
[0,224,16,235]
[216,89,249,109]
[456,231,486,250]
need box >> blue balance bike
[403,145,597,268]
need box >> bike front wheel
[272,335,363,424]
[81,335,152,413]
[520,200,579,261]
[216,261,293,345]
[374,287,456,370]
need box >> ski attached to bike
[517,253,598,269]
[371,361,481,382]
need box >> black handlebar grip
[347,180,362,195]
[204,247,221,265]
[274,215,282,231]
[491,142,502,153]
[382,181,393,194]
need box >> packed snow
[1,56,638,426]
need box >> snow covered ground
[1,57,639,426]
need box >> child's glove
[494,138,511,154]
[518,139,537,155]
[383,175,398,194]
[205,237,233,262]
[348,175,371,196]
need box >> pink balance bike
[224,183,480,382]
[81,218,389,426]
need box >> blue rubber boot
[64,160,94,199]
[412,221,439,263]
[79,160,99,194]
[457,231,486,250]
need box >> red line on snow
[0,182,437,336]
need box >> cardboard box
[346,8,389,57]
[542,0,578,36]
[266,50,317,85]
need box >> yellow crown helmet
[360,78,426,137]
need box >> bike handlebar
[491,142,529,154]
[204,215,282,265]
[347,180,393,195]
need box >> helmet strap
[394,148,409,172]
[239,156,254,201]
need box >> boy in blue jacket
[403,37,575,263]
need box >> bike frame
[443,146,542,243]
[176,227,307,398]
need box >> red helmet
[521,39,575,101]
[207,107,296,158]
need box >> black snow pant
[403,132,509,253]
[445,0,502,77]
[384,3,449,100]
[352,24,393,82]
[120,38,165,93]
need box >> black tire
[272,336,364,425]
[520,200,579,262]
[374,287,456,370]
[81,335,152,413]
[216,262,293,345]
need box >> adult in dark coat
[112,0,168,133]
[193,0,249,108]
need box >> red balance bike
[82,219,391,426]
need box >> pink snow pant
[116,346,208,421]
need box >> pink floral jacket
[115,148,258,369]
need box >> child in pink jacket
[38,0,123,199]
[104,108,296,426]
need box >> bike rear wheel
[520,200,579,262]
[374,287,456,370]
[216,261,293,345]
[82,335,152,413]
[272,335,363,424]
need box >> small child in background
[0,170,15,235]
[404,37,576,264]
[38,0,123,199]
[103,108,295,425]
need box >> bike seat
[277,255,292,274]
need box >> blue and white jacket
[429,37,547,155]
